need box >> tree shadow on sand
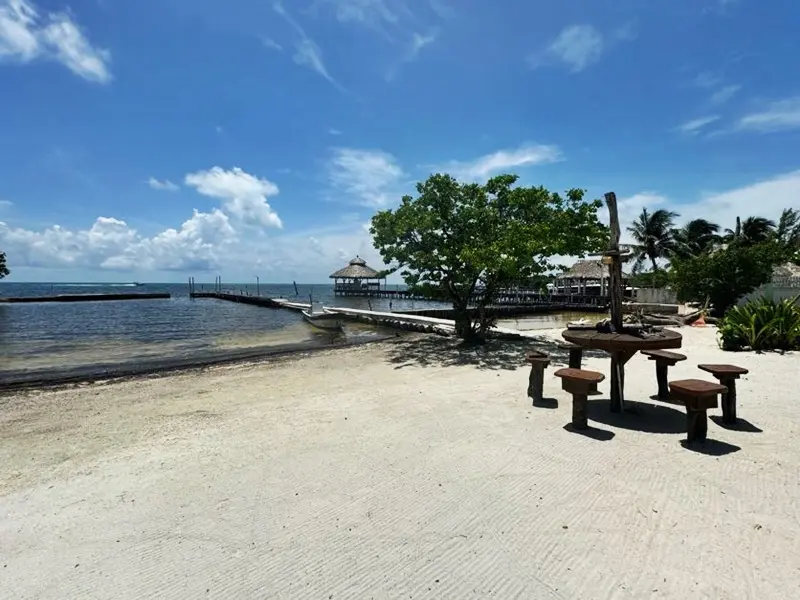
[384,334,607,371]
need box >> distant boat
[301,309,344,332]
[132,281,144,287]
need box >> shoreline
[0,333,396,393]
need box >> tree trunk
[452,303,475,342]
[650,256,659,272]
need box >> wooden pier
[190,291,609,339]
[333,286,613,308]
[0,292,171,303]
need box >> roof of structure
[555,259,630,280]
[329,256,382,279]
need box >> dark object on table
[698,364,749,424]
[526,352,551,405]
[669,379,727,443]
[642,350,688,399]
[557,342,583,369]
[554,368,605,429]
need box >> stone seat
[557,342,583,369]
[641,349,687,399]
[669,378,727,443]
[698,364,749,424]
[554,368,605,429]
[526,352,551,405]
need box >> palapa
[556,259,630,281]
[329,256,381,280]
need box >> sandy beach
[2,326,799,599]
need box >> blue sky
[1,0,799,283]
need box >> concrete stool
[669,379,728,443]
[526,352,551,405]
[554,368,605,429]
[557,342,583,369]
[642,349,687,399]
[698,364,749,424]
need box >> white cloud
[682,170,800,225]
[438,144,563,181]
[185,166,283,228]
[534,24,604,73]
[709,84,741,105]
[429,0,454,19]
[385,28,437,80]
[274,2,344,91]
[328,147,405,208]
[0,0,111,82]
[693,71,723,89]
[0,210,236,272]
[615,171,800,242]
[735,97,800,133]
[0,199,13,208]
[328,128,343,135]
[614,192,669,244]
[409,30,436,56]
[262,36,283,51]
[293,38,343,91]
[148,177,180,192]
[677,115,720,135]
[317,0,401,31]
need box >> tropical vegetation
[371,173,607,343]
[0,250,8,279]
[717,296,800,352]
[625,207,800,318]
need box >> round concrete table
[562,328,683,412]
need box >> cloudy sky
[1,0,799,283]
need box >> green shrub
[717,296,800,352]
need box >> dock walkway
[191,292,540,339]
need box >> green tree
[671,241,787,317]
[370,173,607,342]
[775,208,800,250]
[0,250,8,279]
[627,208,679,272]
[724,216,776,246]
[670,218,721,259]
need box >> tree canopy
[671,218,721,260]
[0,250,8,279]
[671,240,788,317]
[627,208,678,272]
[370,173,607,341]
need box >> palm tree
[671,218,721,259]
[627,208,679,272]
[775,208,800,249]
[724,216,776,245]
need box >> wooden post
[604,192,624,332]
[528,365,545,404]
[721,378,737,423]
[568,348,582,369]
[656,363,669,399]
[605,192,627,412]
[572,393,589,429]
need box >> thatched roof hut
[329,256,381,280]
[552,259,629,296]
[555,260,630,281]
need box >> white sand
[1,327,799,599]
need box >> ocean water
[0,282,447,384]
